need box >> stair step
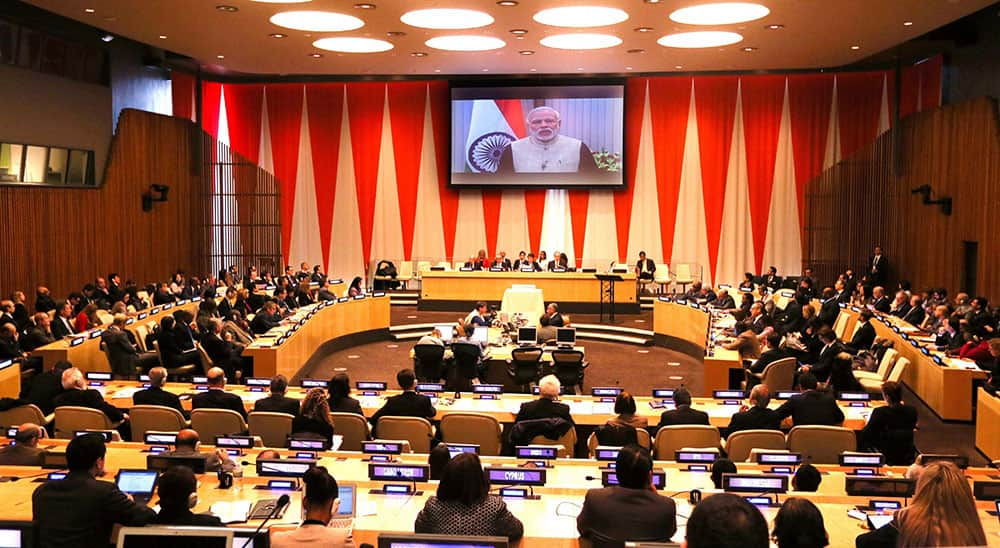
[572,323,655,337]
[576,332,652,346]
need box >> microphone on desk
[4,469,62,482]
[240,493,290,548]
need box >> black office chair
[551,349,588,395]
[413,344,446,382]
[448,342,482,392]
[507,347,543,393]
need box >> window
[0,140,95,186]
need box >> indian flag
[465,99,527,173]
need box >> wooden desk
[243,295,390,379]
[652,300,743,396]
[0,361,20,399]
[33,300,201,374]
[977,387,1000,461]
[419,271,638,314]
[839,308,988,421]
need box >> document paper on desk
[210,500,252,523]
[111,387,141,399]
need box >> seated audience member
[417,327,446,347]
[328,372,364,415]
[847,309,876,353]
[428,443,453,480]
[858,381,918,465]
[802,327,844,382]
[817,287,840,327]
[888,290,911,318]
[855,461,986,548]
[901,294,926,326]
[771,497,828,548]
[714,288,736,310]
[51,300,76,339]
[636,250,655,281]
[32,433,156,547]
[657,387,709,428]
[20,313,54,352]
[725,384,781,436]
[222,310,255,345]
[722,325,762,362]
[132,366,185,416]
[73,303,100,333]
[0,324,26,362]
[292,388,335,442]
[762,266,781,291]
[696,284,719,305]
[0,423,46,465]
[684,492,769,548]
[347,276,364,297]
[191,367,247,420]
[271,466,353,548]
[738,272,756,293]
[869,286,891,313]
[295,280,314,307]
[101,314,143,376]
[162,428,240,473]
[464,301,491,327]
[156,316,200,370]
[218,287,237,318]
[151,466,223,526]
[826,352,861,393]
[711,458,738,489]
[370,369,436,431]
[414,453,524,541]
[774,372,844,426]
[521,252,542,272]
[536,314,557,343]
[545,303,565,327]
[54,367,126,424]
[514,374,573,424]
[22,360,72,415]
[253,374,300,415]
[250,301,283,335]
[747,332,787,380]
[201,318,244,379]
[607,391,647,429]
[34,286,57,315]
[949,335,993,365]
[791,463,822,492]
[577,444,677,544]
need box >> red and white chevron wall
[172,57,942,286]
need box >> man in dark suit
[576,444,677,544]
[201,318,244,379]
[657,387,709,428]
[22,360,72,415]
[34,286,57,315]
[133,367,186,416]
[102,315,141,376]
[817,288,841,328]
[869,246,887,286]
[250,301,283,335]
[156,316,201,370]
[763,266,782,291]
[803,327,844,382]
[151,466,223,527]
[53,367,126,424]
[370,368,436,431]
[161,429,239,473]
[253,374,300,415]
[870,286,891,314]
[546,252,569,271]
[775,293,806,334]
[724,384,781,436]
[834,279,852,305]
[774,372,844,426]
[20,313,54,352]
[901,295,926,326]
[846,309,876,353]
[191,367,248,420]
[32,433,156,548]
[514,374,574,424]
[635,251,656,281]
[51,300,76,339]
[748,332,787,375]
[713,288,736,310]
[0,423,47,465]
[545,303,565,328]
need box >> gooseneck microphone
[240,493,289,548]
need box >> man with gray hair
[253,374,300,415]
[133,366,185,416]
[0,423,47,465]
[498,106,600,174]
[53,367,127,426]
[723,384,781,437]
[514,374,574,424]
[101,313,141,376]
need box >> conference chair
[636,428,651,450]
[832,312,850,341]
[190,408,247,440]
[671,263,696,294]
[724,429,787,462]
[415,261,431,288]
[550,349,588,395]
[652,425,721,460]
[653,264,671,294]
[0,403,51,428]
[54,406,120,439]
[329,412,370,451]
[248,412,294,448]
[529,426,577,458]
[885,357,910,384]
[435,261,451,271]
[857,348,900,394]
[95,310,114,326]
[786,425,856,464]
[507,347,543,392]
[453,261,465,271]
[151,340,199,377]
[611,263,631,274]
[195,342,213,372]
[449,342,482,391]
[132,324,149,352]
[376,416,434,453]
[136,290,150,307]
[743,356,797,392]
[413,344,446,382]
[586,426,650,456]
[396,261,414,290]
[440,413,503,456]
[128,405,187,441]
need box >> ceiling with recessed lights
[24,0,994,76]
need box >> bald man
[497,106,600,174]
[191,367,247,420]
[0,423,47,465]
[160,429,240,474]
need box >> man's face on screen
[528,108,560,143]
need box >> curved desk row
[652,299,743,396]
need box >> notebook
[115,469,159,505]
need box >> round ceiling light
[401,9,494,30]
[657,31,743,48]
[669,3,770,25]
[425,35,506,51]
[540,33,622,50]
[251,0,312,3]
[270,11,364,32]
[313,37,393,52]
[533,6,629,28]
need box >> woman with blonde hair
[855,460,986,547]
[292,387,335,442]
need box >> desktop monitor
[556,327,576,346]
[471,326,489,344]
[435,324,454,342]
[0,521,32,548]
[517,326,537,346]
[146,453,208,474]
[117,527,233,548]
[378,534,508,548]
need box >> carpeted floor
[298,304,987,466]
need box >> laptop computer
[329,483,357,529]
[115,469,159,505]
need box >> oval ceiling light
[540,33,622,50]
[401,8,494,30]
[657,31,743,48]
[533,6,629,28]
[313,37,393,53]
[251,0,311,3]
[270,11,364,32]
[669,2,769,25]
[425,35,506,51]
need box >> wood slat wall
[0,108,208,302]
[806,97,1000,298]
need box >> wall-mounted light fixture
[142,184,170,212]
[910,184,952,216]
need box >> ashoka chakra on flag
[468,131,515,173]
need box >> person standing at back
[32,434,156,548]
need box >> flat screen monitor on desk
[556,327,576,347]
[435,324,454,342]
[0,521,32,548]
[472,326,489,344]
[118,527,232,548]
[517,327,537,346]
